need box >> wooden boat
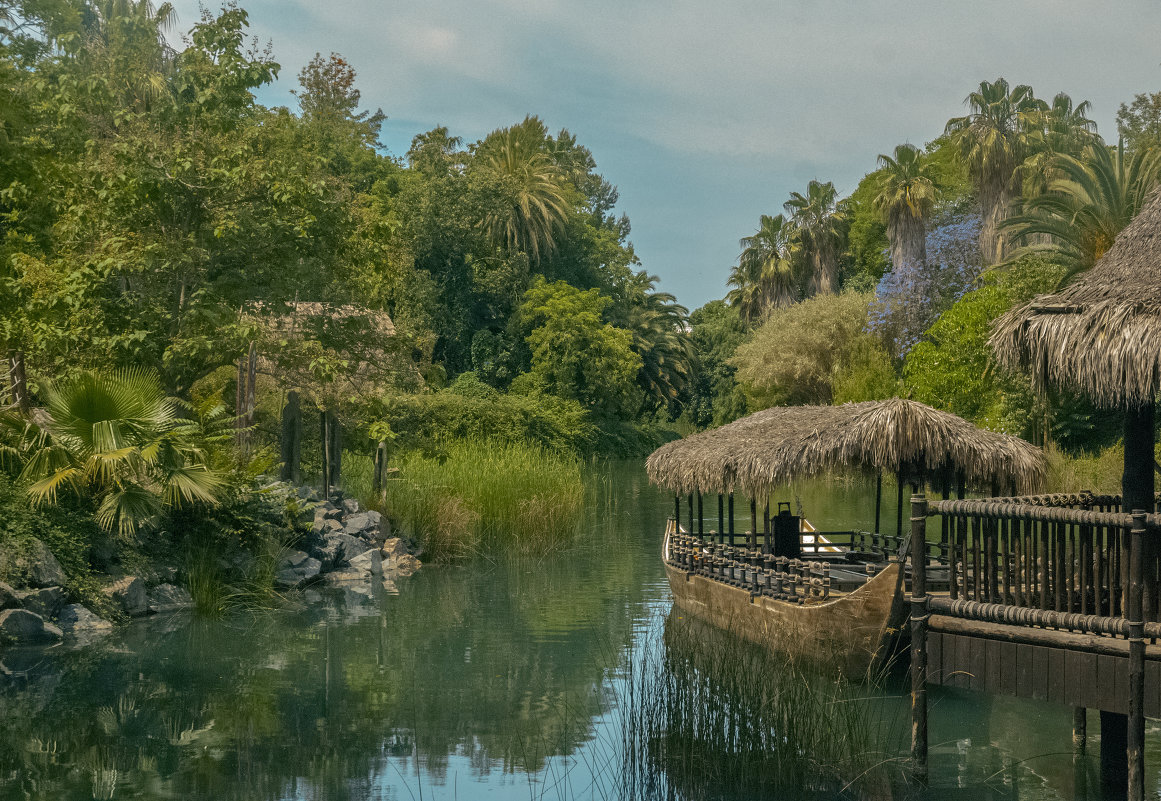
[646,399,1047,677]
[662,518,904,676]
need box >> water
[0,462,1155,800]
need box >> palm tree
[1020,92,1100,196]
[945,78,1046,263]
[609,272,694,414]
[784,180,846,296]
[872,144,936,274]
[0,369,222,536]
[727,213,798,323]
[1001,140,1161,283]
[477,117,575,265]
[82,0,178,112]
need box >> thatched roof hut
[646,398,1045,495]
[991,189,1161,409]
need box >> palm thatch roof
[991,189,1161,408]
[646,398,1045,495]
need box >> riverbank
[0,477,423,648]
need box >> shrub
[361,387,596,456]
[360,439,585,560]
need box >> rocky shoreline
[0,481,421,648]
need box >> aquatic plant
[346,439,585,560]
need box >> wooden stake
[910,493,929,783]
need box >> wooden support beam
[1128,510,1147,801]
[910,493,929,783]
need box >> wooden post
[372,439,388,504]
[874,471,882,535]
[750,497,757,550]
[896,474,905,541]
[717,494,724,544]
[5,350,29,413]
[697,492,703,540]
[1127,509,1147,801]
[763,499,771,554]
[320,410,331,501]
[910,493,929,783]
[1073,707,1086,754]
[327,410,342,489]
[674,495,681,532]
[728,493,735,545]
[279,389,302,483]
[687,494,694,539]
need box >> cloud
[166,0,1161,308]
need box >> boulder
[0,582,18,611]
[381,538,409,559]
[0,609,62,644]
[348,549,382,576]
[310,540,342,572]
[58,604,113,637]
[322,504,343,521]
[14,586,65,619]
[342,511,380,537]
[102,577,148,617]
[275,557,321,589]
[385,553,421,578]
[326,533,369,567]
[147,584,193,613]
[322,566,370,583]
[0,539,67,588]
[341,497,360,515]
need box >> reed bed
[613,610,906,800]
[347,439,585,560]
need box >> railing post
[910,493,929,783]
[1128,510,1147,801]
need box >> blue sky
[170,0,1161,311]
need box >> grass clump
[350,439,585,560]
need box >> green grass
[345,439,586,561]
[1044,442,1126,495]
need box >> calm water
[0,462,1157,800]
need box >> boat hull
[663,535,902,677]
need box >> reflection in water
[0,465,1155,799]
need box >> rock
[322,504,343,521]
[310,541,342,572]
[326,533,369,567]
[0,538,67,588]
[311,516,343,536]
[279,550,311,569]
[381,538,409,559]
[342,511,379,537]
[147,584,193,613]
[341,498,360,515]
[296,486,319,502]
[275,557,321,589]
[348,549,382,576]
[0,609,62,644]
[0,582,18,611]
[385,553,421,578]
[322,566,370,583]
[102,577,148,617]
[14,587,65,619]
[57,604,113,637]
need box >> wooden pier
[909,492,1161,798]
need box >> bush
[731,292,875,407]
[367,440,585,560]
[362,387,597,456]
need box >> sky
[169,0,1161,311]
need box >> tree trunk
[6,350,30,413]
[279,390,302,484]
[979,172,1017,264]
[235,356,246,450]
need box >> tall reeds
[347,439,585,560]
[614,609,906,799]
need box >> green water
[0,462,1155,800]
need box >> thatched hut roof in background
[645,398,1045,495]
[991,189,1161,408]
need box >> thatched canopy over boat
[991,189,1161,409]
[646,398,1045,495]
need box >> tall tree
[784,180,846,296]
[872,143,936,273]
[945,78,1045,263]
[1020,92,1099,197]
[476,116,575,266]
[1001,140,1161,283]
[608,272,693,415]
[727,213,798,322]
